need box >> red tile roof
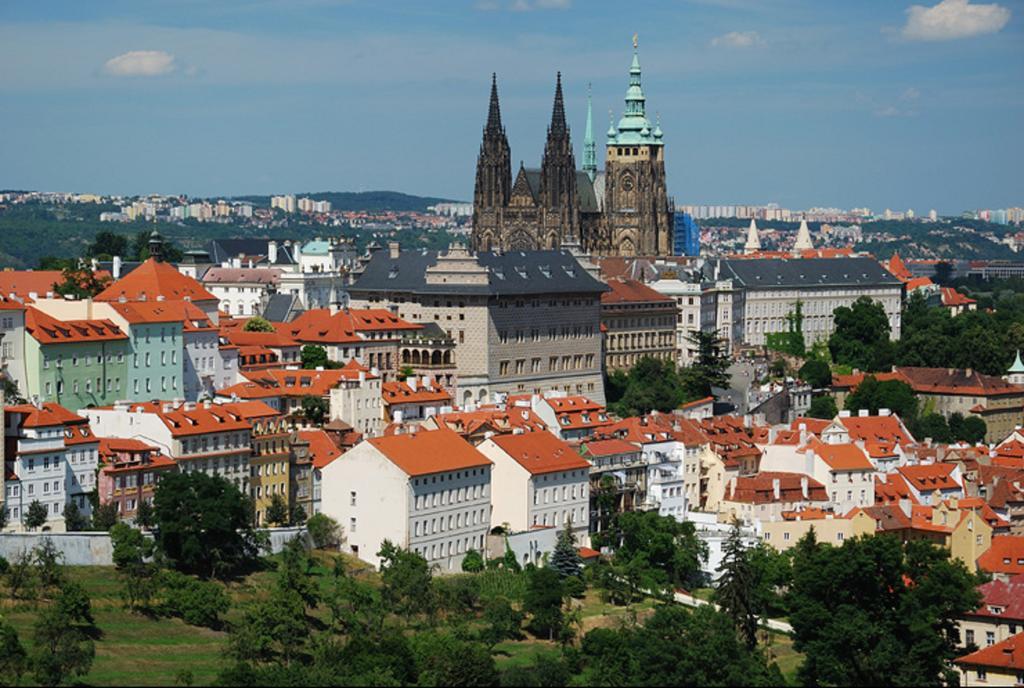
[895,366,1023,398]
[790,417,832,434]
[597,413,707,446]
[221,329,300,348]
[875,473,917,505]
[726,471,828,504]
[96,258,217,303]
[201,267,282,285]
[897,463,961,492]
[808,439,874,471]
[108,300,192,324]
[25,307,127,344]
[283,308,418,344]
[430,408,548,437]
[297,429,343,470]
[839,414,914,445]
[116,401,252,437]
[382,380,452,406]
[6,402,84,429]
[600,278,674,305]
[955,632,1024,672]
[966,575,1024,623]
[940,287,976,307]
[581,438,642,457]
[367,428,492,477]
[0,270,63,298]
[221,368,374,400]
[978,536,1024,576]
[489,431,592,476]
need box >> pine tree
[549,522,582,579]
[714,519,759,649]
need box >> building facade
[601,278,676,371]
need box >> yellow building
[220,401,292,526]
[762,509,875,551]
[955,632,1024,687]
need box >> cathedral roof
[517,167,601,214]
[350,248,608,297]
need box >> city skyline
[1,0,1022,213]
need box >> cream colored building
[319,428,492,571]
[648,277,702,364]
[348,243,607,406]
[477,431,590,545]
[328,369,383,438]
[762,510,876,551]
[600,278,676,371]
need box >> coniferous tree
[549,522,582,579]
[25,500,48,531]
[714,520,759,649]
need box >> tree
[766,301,806,357]
[31,606,95,686]
[91,502,119,531]
[290,504,308,526]
[609,357,687,417]
[265,494,290,527]
[714,521,759,649]
[0,620,28,683]
[410,632,499,687]
[461,548,485,573]
[683,329,731,397]
[160,570,231,628]
[788,534,981,687]
[828,296,894,372]
[799,358,832,389]
[25,500,48,531]
[807,394,838,420]
[480,596,524,648]
[87,231,129,258]
[845,375,918,420]
[933,261,954,285]
[300,344,329,370]
[110,523,159,611]
[378,541,434,620]
[523,565,564,640]
[153,472,264,579]
[610,511,707,594]
[549,522,582,579]
[34,538,65,590]
[243,316,275,333]
[306,513,343,550]
[56,582,94,626]
[135,498,155,529]
[276,537,320,610]
[911,413,952,444]
[299,395,328,425]
[226,588,310,668]
[323,562,385,637]
[958,415,987,444]
[6,549,38,600]
[2,375,26,404]
[62,501,89,531]
[53,264,111,299]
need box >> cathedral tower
[539,73,579,246]
[602,37,673,256]
[472,74,512,251]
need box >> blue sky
[1,0,1021,213]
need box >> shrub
[160,571,230,628]
[306,513,343,550]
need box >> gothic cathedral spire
[540,72,579,242]
[472,73,512,251]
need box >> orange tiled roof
[897,463,961,492]
[791,417,832,435]
[283,308,418,344]
[223,368,374,399]
[726,471,828,504]
[432,408,548,437]
[781,507,838,521]
[895,366,1023,398]
[297,429,343,469]
[367,428,492,477]
[96,258,217,303]
[488,431,592,476]
[507,395,612,432]
[581,438,642,457]
[955,632,1024,672]
[0,270,63,298]
[875,473,917,505]
[905,276,934,292]
[940,287,976,307]
[978,536,1024,576]
[808,438,874,471]
[600,278,674,305]
[6,401,83,429]
[25,307,127,345]
[886,253,913,281]
[382,380,452,406]
[596,413,707,446]
[115,400,252,437]
[222,329,300,348]
[966,575,1024,623]
[839,414,914,445]
[108,300,192,324]
[216,400,281,421]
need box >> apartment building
[600,277,677,371]
[320,428,492,571]
[97,437,176,521]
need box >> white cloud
[901,0,1010,41]
[711,31,762,48]
[103,50,177,77]
[498,0,570,10]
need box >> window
[349,518,356,533]
[350,491,357,506]
[986,631,995,646]
[966,630,975,645]
[976,669,986,682]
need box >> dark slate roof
[520,168,599,213]
[262,293,305,323]
[207,239,296,266]
[708,257,902,289]
[350,249,608,297]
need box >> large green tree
[714,521,759,649]
[789,533,981,687]
[683,329,731,397]
[608,510,707,594]
[845,375,918,420]
[829,296,894,372]
[152,472,264,579]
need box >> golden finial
[633,33,638,49]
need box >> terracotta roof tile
[368,428,491,477]
[726,471,828,504]
[297,429,344,469]
[955,631,1024,671]
[978,536,1024,576]
[600,278,674,304]
[897,463,961,492]
[96,258,217,303]
[25,307,128,345]
[489,431,591,476]
[808,439,874,471]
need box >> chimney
[729,476,737,499]
[512,427,525,435]
[388,241,400,259]
[294,242,302,266]
[965,368,973,378]
[422,375,430,388]
[839,410,851,418]
[898,498,912,518]
[203,400,211,409]
[879,408,891,417]
[801,476,809,499]
[358,371,366,384]
[113,255,122,279]
[232,255,242,269]
[408,377,417,391]
[86,295,93,320]
[772,478,781,500]
[858,409,869,417]
[268,241,278,264]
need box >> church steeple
[583,83,597,181]
[540,72,578,240]
[549,72,567,139]
[611,35,659,147]
[486,72,503,134]
[472,73,512,250]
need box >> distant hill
[232,190,461,213]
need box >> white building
[327,366,384,437]
[647,277,702,364]
[320,428,492,571]
[477,430,590,545]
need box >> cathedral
[471,40,673,257]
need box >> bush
[563,575,586,599]
[306,513,343,550]
[160,571,230,628]
[0,555,9,576]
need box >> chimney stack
[772,478,781,500]
[113,255,122,279]
[801,476,809,499]
[268,241,278,264]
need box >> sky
[1,0,1022,213]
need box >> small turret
[1008,350,1024,385]
[744,219,761,254]
[793,219,814,253]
